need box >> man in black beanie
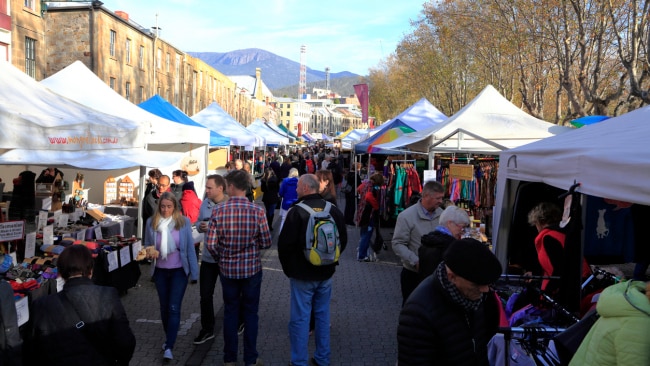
[397,238,502,366]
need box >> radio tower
[299,45,307,98]
[325,67,330,93]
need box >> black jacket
[278,193,348,281]
[261,175,280,205]
[26,277,136,366]
[418,230,455,280]
[397,274,499,366]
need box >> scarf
[435,261,484,312]
[157,216,176,260]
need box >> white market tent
[246,119,290,146]
[0,60,173,169]
[40,60,210,206]
[492,104,650,265]
[370,85,570,154]
[355,98,447,154]
[191,102,265,147]
[41,60,209,150]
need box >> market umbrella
[570,115,610,128]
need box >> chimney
[115,11,129,21]
[255,68,261,81]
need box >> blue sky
[99,0,426,75]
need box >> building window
[125,38,131,64]
[109,77,115,89]
[25,37,36,78]
[287,111,291,116]
[139,45,144,68]
[125,82,131,101]
[109,30,116,57]
[166,53,170,72]
[24,0,34,10]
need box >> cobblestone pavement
[121,200,404,366]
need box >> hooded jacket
[570,280,650,366]
[279,176,299,210]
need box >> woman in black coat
[260,168,280,230]
[27,245,136,366]
[343,166,362,226]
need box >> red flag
[354,84,369,123]
[297,123,302,137]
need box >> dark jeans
[153,267,188,350]
[220,271,263,364]
[199,261,220,332]
[264,203,276,229]
[400,267,422,306]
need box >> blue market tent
[139,95,230,147]
[354,98,447,153]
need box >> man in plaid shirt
[205,170,271,366]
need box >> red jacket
[180,188,202,223]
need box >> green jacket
[570,281,650,366]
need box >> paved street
[121,202,404,366]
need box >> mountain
[188,48,361,94]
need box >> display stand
[117,176,135,204]
[104,177,117,204]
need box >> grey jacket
[392,200,442,272]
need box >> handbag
[341,181,353,194]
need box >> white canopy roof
[492,104,650,264]
[0,61,179,169]
[192,102,265,147]
[371,85,570,154]
[41,60,209,147]
[246,119,290,146]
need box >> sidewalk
[121,204,404,366]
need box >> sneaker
[193,329,215,345]
[358,257,371,262]
[246,359,264,366]
[310,357,324,366]
[238,323,245,335]
[163,348,173,360]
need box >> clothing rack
[498,326,565,366]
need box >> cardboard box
[86,208,105,221]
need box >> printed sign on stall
[0,221,24,242]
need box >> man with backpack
[278,174,348,366]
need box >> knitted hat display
[443,238,502,285]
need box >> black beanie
[443,238,502,285]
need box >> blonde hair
[151,191,186,230]
[288,168,299,178]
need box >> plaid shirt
[205,196,272,279]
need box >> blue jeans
[220,271,263,365]
[199,261,220,332]
[153,267,188,350]
[289,277,332,366]
[357,226,373,260]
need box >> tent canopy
[355,98,447,153]
[371,85,570,154]
[139,95,230,147]
[191,102,265,147]
[246,119,290,146]
[278,123,298,139]
[41,61,209,148]
[493,104,650,265]
[0,61,179,169]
